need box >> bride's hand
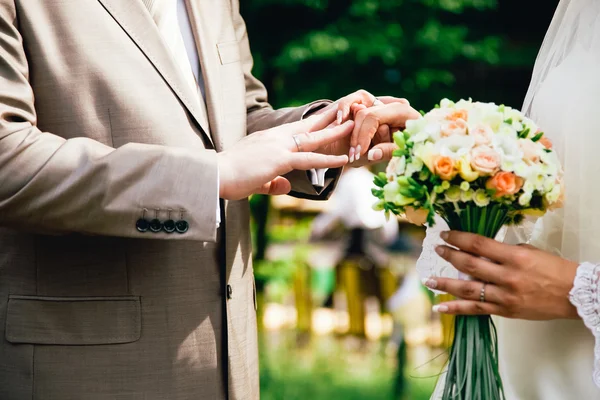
[422,230,580,320]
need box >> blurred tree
[244,0,559,262]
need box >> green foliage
[241,0,554,110]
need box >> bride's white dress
[418,0,600,398]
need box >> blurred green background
[239,1,559,399]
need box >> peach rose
[470,146,500,175]
[446,109,468,122]
[433,155,457,180]
[486,172,524,197]
[441,119,467,137]
[405,207,429,226]
[469,124,493,145]
[518,138,540,163]
[539,136,553,149]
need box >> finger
[297,107,338,133]
[293,120,354,153]
[256,176,292,196]
[432,300,505,317]
[423,277,505,304]
[351,103,367,118]
[350,103,420,157]
[366,142,398,163]
[337,90,375,124]
[377,96,410,106]
[441,231,513,264]
[373,124,391,145]
[289,152,349,171]
[435,245,506,284]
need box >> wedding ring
[373,97,383,106]
[292,134,303,152]
[480,283,487,303]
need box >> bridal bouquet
[372,98,563,399]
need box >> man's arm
[229,0,341,199]
[0,2,219,241]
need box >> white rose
[440,98,455,108]
[404,118,427,137]
[436,135,476,160]
[519,192,532,207]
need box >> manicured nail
[421,278,437,289]
[367,148,383,161]
[349,147,355,163]
[337,110,343,125]
[435,246,445,256]
[440,231,449,240]
[356,145,362,160]
[432,304,449,313]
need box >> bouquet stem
[438,203,508,400]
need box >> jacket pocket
[216,41,241,65]
[5,295,141,345]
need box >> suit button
[163,219,176,233]
[149,219,163,232]
[175,220,189,234]
[136,218,150,232]
[226,284,233,299]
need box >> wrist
[216,153,232,199]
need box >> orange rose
[446,109,468,121]
[470,145,500,175]
[539,136,553,149]
[405,207,429,226]
[433,155,457,180]
[486,172,524,197]
[441,119,467,137]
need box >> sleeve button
[163,219,176,233]
[149,219,163,232]
[175,220,189,234]
[136,218,150,232]
[226,284,233,299]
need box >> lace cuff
[569,262,600,387]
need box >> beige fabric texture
[0,0,335,399]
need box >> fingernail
[435,246,445,256]
[356,145,362,160]
[367,148,383,161]
[349,147,355,163]
[421,278,437,289]
[337,110,343,125]
[440,231,449,240]
[432,304,449,313]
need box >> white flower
[521,117,539,136]
[460,181,470,191]
[385,156,406,180]
[497,123,518,139]
[522,180,535,195]
[404,118,427,137]
[440,98,455,108]
[546,185,561,204]
[405,157,424,177]
[436,135,476,160]
[519,192,532,207]
[383,181,400,203]
[473,189,490,207]
[455,99,474,111]
[413,142,436,172]
[411,122,442,143]
[492,135,524,170]
[425,108,451,122]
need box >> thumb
[366,142,399,163]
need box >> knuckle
[459,284,477,299]
[512,248,530,265]
[462,257,479,274]
[470,236,487,254]
[474,302,487,314]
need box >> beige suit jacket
[0,1,337,399]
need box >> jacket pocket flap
[5,295,141,345]
[217,41,241,65]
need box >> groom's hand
[217,108,353,200]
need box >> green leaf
[518,127,530,139]
[531,131,544,142]
[419,110,426,116]
[392,149,405,158]
[371,188,384,198]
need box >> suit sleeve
[230,0,341,199]
[0,3,218,241]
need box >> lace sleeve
[569,262,600,387]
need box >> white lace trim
[569,262,600,387]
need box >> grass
[259,331,436,400]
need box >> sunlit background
[241,1,558,399]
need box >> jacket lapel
[184,0,227,151]
[97,0,214,148]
